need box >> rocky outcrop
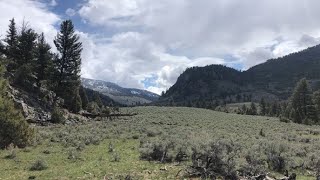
[8,85,63,123]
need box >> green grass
[1,106,320,179]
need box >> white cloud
[79,31,227,94]
[2,0,320,94]
[79,0,142,27]
[66,8,76,17]
[77,0,320,93]
[0,0,60,48]
[49,0,58,7]
[79,0,320,56]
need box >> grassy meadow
[1,106,320,179]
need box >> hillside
[82,78,159,106]
[161,45,320,105]
[0,107,318,179]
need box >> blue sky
[1,0,320,94]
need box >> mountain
[81,78,159,105]
[161,44,320,106]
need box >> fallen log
[81,112,138,118]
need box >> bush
[67,148,81,161]
[139,138,175,163]
[111,152,121,162]
[0,64,34,148]
[30,159,48,171]
[239,149,266,177]
[265,143,287,172]
[70,91,82,113]
[51,107,65,124]
[87,102,100,115]
[5,144,17,159]
[187,140,240,179]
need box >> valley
[0,107,319,179]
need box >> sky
[1,0,320,94]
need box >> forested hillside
[162,45,320,105]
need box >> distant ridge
[81,78,159,106]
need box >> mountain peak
[81,78,159,105]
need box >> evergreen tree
[79,86,89,109]
[35,33,53,87]
[3,18,18,72]
[290,78,315,124]
[313,91,320,114]
[241,104,247,115]
[15,23,37,87]
[259,98,266,116]
[249,102,257,115]
[93,92,103,107]
[53,20,82,112]
[71,90,82,113]
[270,101,278,117]
[0,62,34,148]
[0,42,4,57]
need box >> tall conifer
[53,20,82,112]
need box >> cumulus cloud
[0,0,60,48]
[49,0,58,7]
[66,8,76,17]
[76,0,320,93]
[2,0,320,94]
[79,31,225,94]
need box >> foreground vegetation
[1,107,320,179]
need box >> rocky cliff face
[8,85,62,123]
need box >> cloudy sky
[1,0,320,94]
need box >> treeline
[0,18,110,114]
[237,78,320,125]
[281,78,320,125]
[1,18,84,112]
[0,18,109,148]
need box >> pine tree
[93,92,103,107]
[71,89,82,113]
[4,18,18,72]
[0,42,4,57]
[249,102,257,115]
[35,33,53,87]
[53,20,82,112]
[79,86,89,109]
[259,98,266,116]
[15,23,37,87]
[313,91,320,114]
[290,78,315,124]
[241,104,247,115]
[270,101,278,117]
[0,62,34,148]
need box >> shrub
[5,144,17,159]
[259,128,266,137]
[0,64,34,148]
[265,143,287,172]
[111,152,121,162]
[87,102,100,115]
[175,143,190,163]
[132,134,139,139]
[239,148,266,177]
[67,148,81,161]
[139,138,175,163]
[187,140,240,179]
[146,128,161,137]
[51,107,65,124]
[108,142,115,153]
[30,159,48,171]
[70,91,82,113]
